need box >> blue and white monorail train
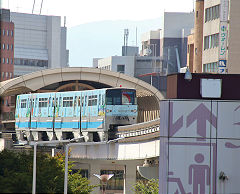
[15,88,137,142]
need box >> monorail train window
[21,99,27,108]
[122,90,136,105]
[88,95,97,106]
[102,94,105,105]
[106,89,136,105]
[63,97,73,107]
[52,97,55,107]
[39,98,48,107]
[99,94,101,105]
[85,96,87,106]
[74,96,77,107]
[78,96,81,106]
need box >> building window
[195,48,197,55]
[2,58,5,64]
[205,5,220,22]
[196,11,198,18]
[39,98,48,108]
[7,44,9,50]
[2,43,5,50]
[14,58,48,67]
[88,95,97,106]
[11,30,13,36]
[63,97,73,107]
[7,30,9,36]
[7,58,9,64]
[6,72,8,79]
[11,44,13,50]
[117,64,125,74]
[203,62,218,73]
[204,34,219,50]
[11,58,13,64]
[10,72,12,78]
[21,99,27,108]
[2,72,4,79]
[3,29,5,36]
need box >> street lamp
[93,174,114,194]
[31,137,83,194]
[64,137,125,194]
[64,141,107,194]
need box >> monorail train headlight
[106,109,109,113]
[131,109,137,113]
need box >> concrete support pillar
[82,132,89,142]
[124,164,136,194]
[47,132,54,141]
[55,131,62,140]
[25,130,32,141]
[32,131,39,141]
[89,163,100,194]
[97,132,105,142]
[16,130,24,142]
[73,131,80,139]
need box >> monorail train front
[105,88,137,139]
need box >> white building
[10,12,69,77]
[202,0,240,74]
[97,56,135,77]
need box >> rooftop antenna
[136,27,138,47]
[39,0,43,14]
[32,0,36,14]
[193,0,195,12]
[124,29,129,56]
[64,16,66,27]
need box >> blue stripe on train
[16,121,103,129]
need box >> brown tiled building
[187,0,204,73]
[0,9,15,130]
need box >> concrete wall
[163,12,194,39]
[60,27,69,67]
[228,0,240,73]
[193,0,204,73]
[202,0,220,70]
[47,16,61,69]
[10,12,68,75]
[98,56,135,77]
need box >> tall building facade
[141,12,194,74]
[193,0,204,73]
[141,30,161,57]
[162,12,194,73]
[189,0,240,74]
[0,9,15,130]
[10,11,69,77]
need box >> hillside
[67,17,163,67]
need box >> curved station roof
[0,67,165,102]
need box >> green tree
[0,149,98,193]
[133,179,159,194]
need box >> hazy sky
[1,0,195,27]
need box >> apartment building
[188,0,240,74]
[0,9,15,130]
[10,11,69,76]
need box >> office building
[97,56,135,77]
[188,0,240,74]
[10,11,69,76]
[0,9,15,130]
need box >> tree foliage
[133,179,159,194]
[0,149,98,193]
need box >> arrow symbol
[186,103,217,139]
[169,102,183,137]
